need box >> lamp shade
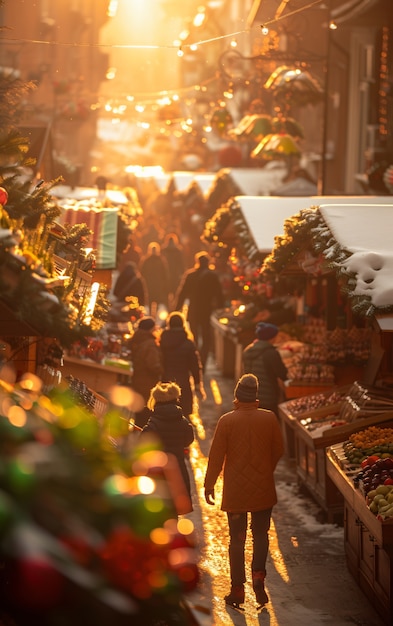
[244,114,273,139]
[271,116,304,139]
[251,133,301,160]
[228,114,272,141]
[265,66,324,107]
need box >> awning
[57,204,119,270]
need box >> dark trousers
[188,313,211,368]
[226,508,272,586]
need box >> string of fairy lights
[0,0,327,138]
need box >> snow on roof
[139,171,215,195]
[193,173,215,194]
[51,185,128,205]
[319,203,393,309]
[319,203,393,253]
[225,165,286,195]
[235,195,393,253]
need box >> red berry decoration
[0,187,8,205]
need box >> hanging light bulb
[230,38,237,48]
[261,24,269,36]
[177,46,184,58]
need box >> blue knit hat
[255,322,278,341]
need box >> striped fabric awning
[59,203,118,270]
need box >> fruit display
[331,425,393,521]
[281,382,393,439]
[281,389,345,416]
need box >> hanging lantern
[271,116,304,139]
[210,107,233,136]
[265,66,324,107]
[251,133,301,161]
[228,114,272,142]
[243,114,273,140]
[227,114,256,139]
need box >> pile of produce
[282,389,344,415]
[342,426,393,521]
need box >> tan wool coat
[204,401,284,512]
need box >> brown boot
[224,584,245,611]
[252,571,269,608]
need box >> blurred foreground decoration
[0,374,199,626]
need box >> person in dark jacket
[242,322,288,415]
[141,381,195,506]
[204,374,284,611]
[112,261,147,306]
[159,311,206,419]
[139,241,170,312]
[174,251,225,368]
[161,233,186,308]
[128,316,163,427]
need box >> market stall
[327,425,393,623]
[278,382,393,521]
[206,196,393,387]
[260,201,393,518]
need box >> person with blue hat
[242,322,288,415]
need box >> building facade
[0,0,110,183]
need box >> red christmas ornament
[7,554,64,610]
[0,187,8,205]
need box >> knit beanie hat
[168,312,184,329]
[138,316,155,331]
[255,322,278,341]
[151,381,181,404]
[234,374,258,402]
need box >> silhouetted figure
[140,381,194,506]
[128,316,163,428]
[242,322,288,416]
[159,311,206,419]
[140,242,170,312]
[175,252,225,368]
[118,235,142,273]
[112,261,147,306]
[161,232,186,308]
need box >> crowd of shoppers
[110,210,286,613]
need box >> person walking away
[161,233,186,310]
[174,251,225,369]
[159,311,206,421]
[112,261,147,307]
[140,241,170,314]
[128,316,163,428]
[117,234,142,274]
[204,374,284,611]
[140,381,195,513]
[242,322,288,416]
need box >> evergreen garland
[261,205,391,318]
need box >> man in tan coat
[204,373,284,611]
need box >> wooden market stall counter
[326,448,393,624]
[278,382,393,522]
[61,355,133,396]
